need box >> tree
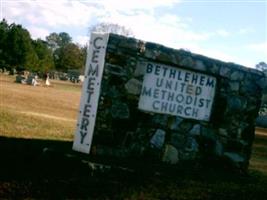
[5,23,38,71]
[0,19,9,68]
[46,32,74,71]
[256,62,267,72]
[45,32,60,50]
[32,39,54,72]
[89,22,134,37]
[56,43,85,71]
[46,32,72,50]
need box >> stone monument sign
[73,33,266,171]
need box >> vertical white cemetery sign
[73,33,109,154]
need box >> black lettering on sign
[191,74,198,85]
[166,79,172,90]
[184,107,191,116]
[198,98,204,107]
[177,105,183,114]
[161,90,167,100]
[200,75,205,86]
[169,68,176,79]
[141,86,152,97]
[192,108,198,117]
[80,117,89,131]
[196,86,202,95]
[156,78,163,87]
[155,65,161,75]
[92,50,100,63]
[86,90,94,103]
[83,104,91,118]
[153,100,160,110]
[93,37,103,49]
[176,94,184,103]
[138,62,216,120]
[161,102,168,112]
[206,78,215,88]
[88,63,99,76]
[184,72,190,83]
[153,88,160,99]
[162,67,168,76]
[87,77,96,91]
[146,63,153,73]
[177,71,183,81]
[80,131,87,144]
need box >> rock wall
[90,33,266,171]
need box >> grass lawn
[0,74,81,140]
[0,73,267,199]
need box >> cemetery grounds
[0,73,267,199]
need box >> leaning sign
[72,33,109,154]
[73,32,265,171]
[138,62,216,121]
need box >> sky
[1,0,266,68]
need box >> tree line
[0,19,86,73]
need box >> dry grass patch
[0,74,81,140]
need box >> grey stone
[218,128,228,137]
[156,52,173,63]
[106,86,121,98]
[189,124,201,136]
[256,76,267,89]
[227,96,247,112]
[170,132,185,149]
[201,126,216,140]
[194,60,206,71]
[180,151,197,161]
[162,144,179,164]
[230,70,244,81]
[150,129,166,149]
[229,81,240,92]
[185,137,199,152]
[179,56,194,68]
[105,64,126,77]
[151,115,169,127]
[144,49,159,59]
[111,102,130,119]
[118,38,139,50]
[125,78,142,95]
[224,152,245,163]
[134,62,146,76]
[219,66,231,78]
[240,80,260,96]
[179,121,193,132]
[207,63,220,74]
[169,117,183,131]
[214,140,224,156]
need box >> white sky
[1,0,267,68]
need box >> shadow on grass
[0,136,267,199]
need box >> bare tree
[256,61,267,72]
[89,22,134,37]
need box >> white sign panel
[138,62,216,121]
[73,33,109,154]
